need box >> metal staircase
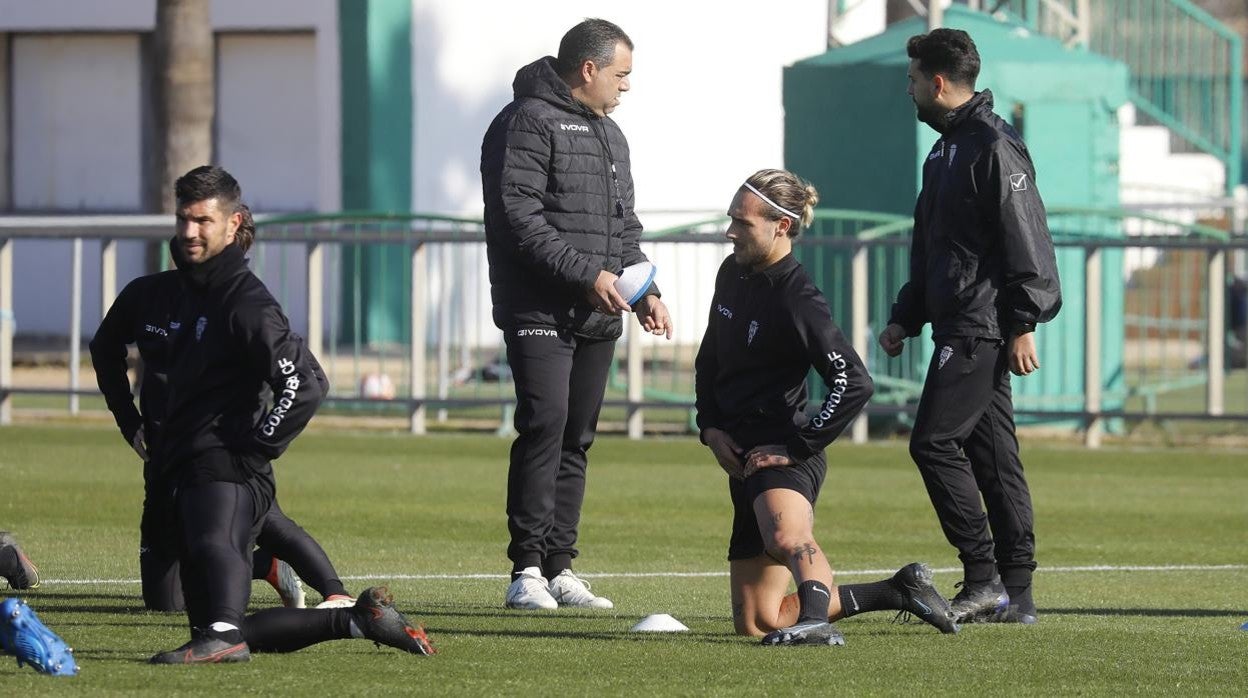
[984,0,1243,193]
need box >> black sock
[796,580,832,623]
[1000,568,1035,615]
[838,580,907,618]
[512,554,543,580]
[543,554,573,581]
[241,608,349,653]
[205,626,245,645]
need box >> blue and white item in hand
[614,261,656,306]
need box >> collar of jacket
[169,237,248,291]
[936,89,994,135]
[741,252,798,286]
[512,56,599,119]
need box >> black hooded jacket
[480,56,656,340]
[889,90,1062,340]
[91,240,327,485]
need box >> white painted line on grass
[38,563,1248,586]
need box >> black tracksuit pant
[176,480,271,629]
[145,473,346,611]
[909,336,1036,591]
[503,327,616,576]
[173,479,360,652]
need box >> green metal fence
[1,210,1245,442]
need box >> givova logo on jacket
[560,123,589,133]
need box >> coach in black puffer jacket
[481,53,658,339]
[480,19,672,612]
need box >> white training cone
[614,261,656,306]
[630,613,689,632]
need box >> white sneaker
[315,594,357,609]
[505,567,558,610]
[548,569,614,609]
[265,559,306,609]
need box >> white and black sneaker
[505,567,558,610]
[548,570,613,609]
[761,620,846,646]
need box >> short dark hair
[174,165,241,211]
[906,28,980,88]
[555,18,632,77]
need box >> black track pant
[176,480,268,629]
[145,474,346,610]
[909,336,1036,586]
[242,607,354,653]
[140,462,185,611]
[503,326,615,574]
[250,501,348,599]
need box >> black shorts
[726,450,827,561]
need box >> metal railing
[1,210,1246,446]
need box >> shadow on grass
[1045,607,1247,618]
[12,591,139,601]
[426,626,746,644]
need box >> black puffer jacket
[889,90,1062,340]
[481,56,655,340]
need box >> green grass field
[0,424,1244,695]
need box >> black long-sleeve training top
[889,89,1062,340]
[90,240,327,484]
[694,254,874,461]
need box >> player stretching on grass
[695,169,958,645]
[110,166,432,663]
[92,205,354,613]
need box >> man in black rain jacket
[880,29,1062,625]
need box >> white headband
[742,182,801,221]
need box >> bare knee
[763,530,817,566]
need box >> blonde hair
[742,169,819,235]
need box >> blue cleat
[0,598,78,676]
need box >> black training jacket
[89,269,182,447]
[694,254,874,462]
[481,56,655,340]
[889,90,1062,340]
[92,241,327,482]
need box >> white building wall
[411,1,829,345]
[3,0,831,346]
[0,0,337,337]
